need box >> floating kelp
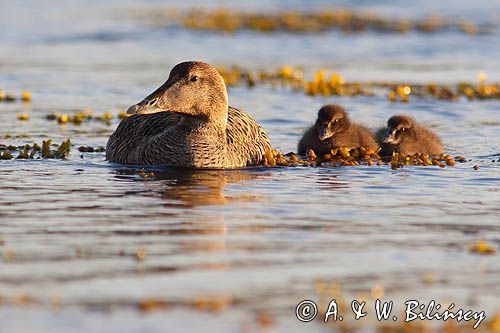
[131,8,492,35]
[260,147,464,169]
[3,133,30,139]
[46,110,125,126]
[0,139,71,160]
[216,66,499,101]
[0,90,31,103]
[16,113,29,121]
[216,65,304,90]
[387,152,459,170]
[137,299,168,312]
[0,90,17,102]
[260,147,377,167]
[78,146,106,152]
[388,73,500,102]
[304,70,374,97]
[468,240,496,254]
[137,169,156,179]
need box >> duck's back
[106,107,271,168]
[225,107,272,168]
[106,112,180,164]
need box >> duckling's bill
[382,131,396,143]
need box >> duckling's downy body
[298,104,378,155]
[376,115,443,156]
[106,61,271,169]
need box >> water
[1,1,500,332]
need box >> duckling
[106,61,271,169]
[374,127,394,157]
[297,104,378,155]
[377,115,443,156]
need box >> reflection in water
[140,168,270,207]
[315,173,350,190]
[112,168,272,274]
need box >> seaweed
[132,8,492,35]
[216,66,499,101]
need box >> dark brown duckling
[374,127,394,157]
[377,115,443,156]
[297,104,378,155]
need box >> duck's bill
[125,102,164,117]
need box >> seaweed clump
[214,66,500,102]
[304,70,373,97]
[78,146,106,153]
[468,240,496,255]
[261,147,381,167]
[260,147,464,170]
[136,8,491,35]
[46,110,125,126]
[0,139,71,160]
[0,90,31,103]
[387,152,458,170]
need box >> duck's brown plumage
[106,61,271,169]
[298,104,378,155]
[376,115,443,156]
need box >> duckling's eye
[334,119,339,123]
[401,127,406,131]
[190,76,198,82]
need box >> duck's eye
[401,127,406,131]
[190,76,198,82]
[334,119,339,123]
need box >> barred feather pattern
[106,106,271,169]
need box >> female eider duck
[106,61,272,169]
[298,104,378,155]
[376,115,443,156]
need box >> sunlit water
[1,1,500,332]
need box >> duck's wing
[106,113,181,164]
[225,106,272,168]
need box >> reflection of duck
[376,115,443,156]
[298,104,378,155]
[139,169,268,207]
[106,61,271,169]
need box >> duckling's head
[126,61,228,123]
[382,115,415,144]
[315,104,350,141]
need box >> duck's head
[126,61,228,123]
[315,104,350,141]
[382,115,415,144]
